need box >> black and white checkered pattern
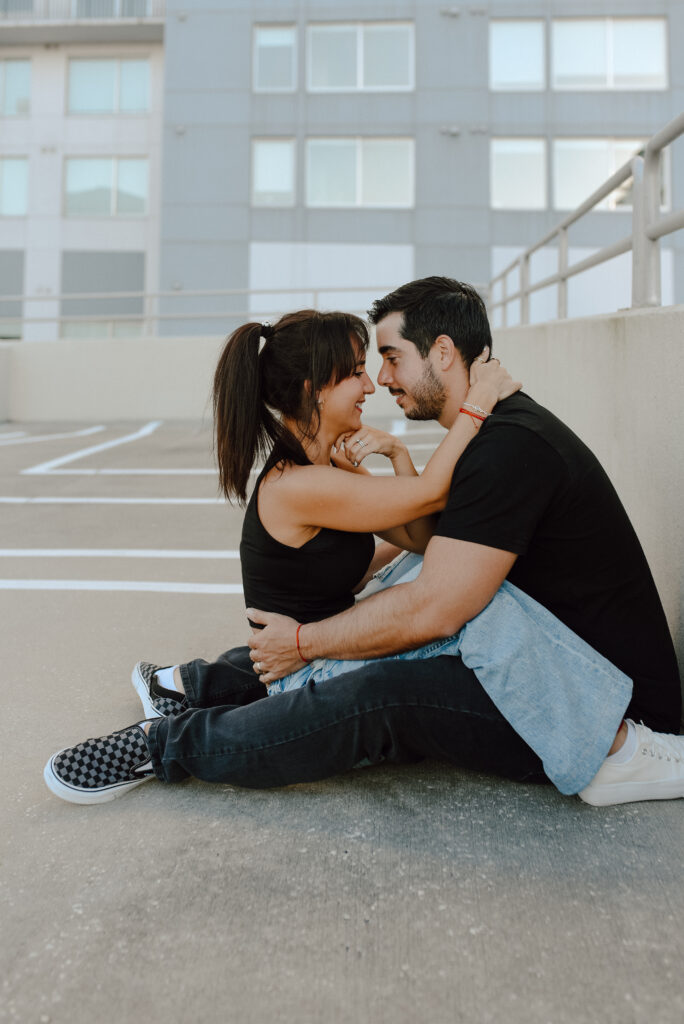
[133,661,187,718]
[51,725,152,790]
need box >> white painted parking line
[0,425,105,447]
[0,548,240,558]
[0,496,224,505]
[46,468,216,475]
[22,420,162,474]
[0,580,244,594]
[0,431,27,440]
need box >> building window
[306,138,414,208]
[64,158,148,216]
[68,59,150,113]
[0,250,24,339]
[552,19,667,90]
[61,251,145,338]
[489,21,545,91]
[252,139,296,206]
[1,60,31,116]
[307,23,414,91]
[0,158,28,216]
[490,139,546,210]
[253,25,297,92]
[552,138,662,210]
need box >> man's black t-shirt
[434,393,681,732]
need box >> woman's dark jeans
[145,647,547,788]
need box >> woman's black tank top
[240,463,375,623]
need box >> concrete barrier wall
[0,344,12,422]
[493,305,684,682]
[1,332,398,422]
[4,336,226,424]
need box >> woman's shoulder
[260,460,340,497]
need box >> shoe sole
[131,662,163,720]
[44,753,151,805]
[579,779,684,806]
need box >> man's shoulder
[481,393,593,467]
[488,392,563,431]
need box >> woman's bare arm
[271,365,519,537]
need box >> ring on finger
[255,661,262,672]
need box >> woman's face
[318,345,375,437]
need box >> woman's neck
[281,416,334,466]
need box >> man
[44,278,683,806]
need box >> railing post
[558,228,568,319]
[631,154,661,307]
[520,254,530,325]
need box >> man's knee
[217,646,253,672]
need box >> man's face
[376,312,446,421]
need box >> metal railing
[0,285,397,340]
[488,111,684,326]
[0,0,165,20]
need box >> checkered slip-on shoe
[131,661,188,719]
[44,725,154,805]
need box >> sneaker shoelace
[638,724,684,764]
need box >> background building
[1,0,682,339]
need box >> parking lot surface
[2,420,683,1024]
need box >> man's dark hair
[368,276,492,368]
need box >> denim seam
[179,662,199,704]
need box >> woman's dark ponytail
[213,322,271,503]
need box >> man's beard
[404,362,446,420]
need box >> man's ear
[432,334,459,371]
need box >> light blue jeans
[267,552,633,794]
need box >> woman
[43,310,632,804]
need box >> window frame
[252,24,298,93]
[552,137,670,212]
[490,137,548,211]
[488,19,546,92]
[551,17,668,92]
[306,21,415,93]
[0,58,31,117]
[63,156,149,218]
[305,136,415,209]
[66,57,151,115]
[251,137,297,207]
[0,157,29,217]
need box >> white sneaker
[579,721,684,806]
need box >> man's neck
[439,385,470,430]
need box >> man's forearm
[298,579,459,662]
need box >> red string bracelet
[459,406,487,422]
[296,623,310,664]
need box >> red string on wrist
[296,623,310,664]
[459,406,487,423]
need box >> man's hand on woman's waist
[247,609,303,684]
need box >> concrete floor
[2,420,683,1024]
